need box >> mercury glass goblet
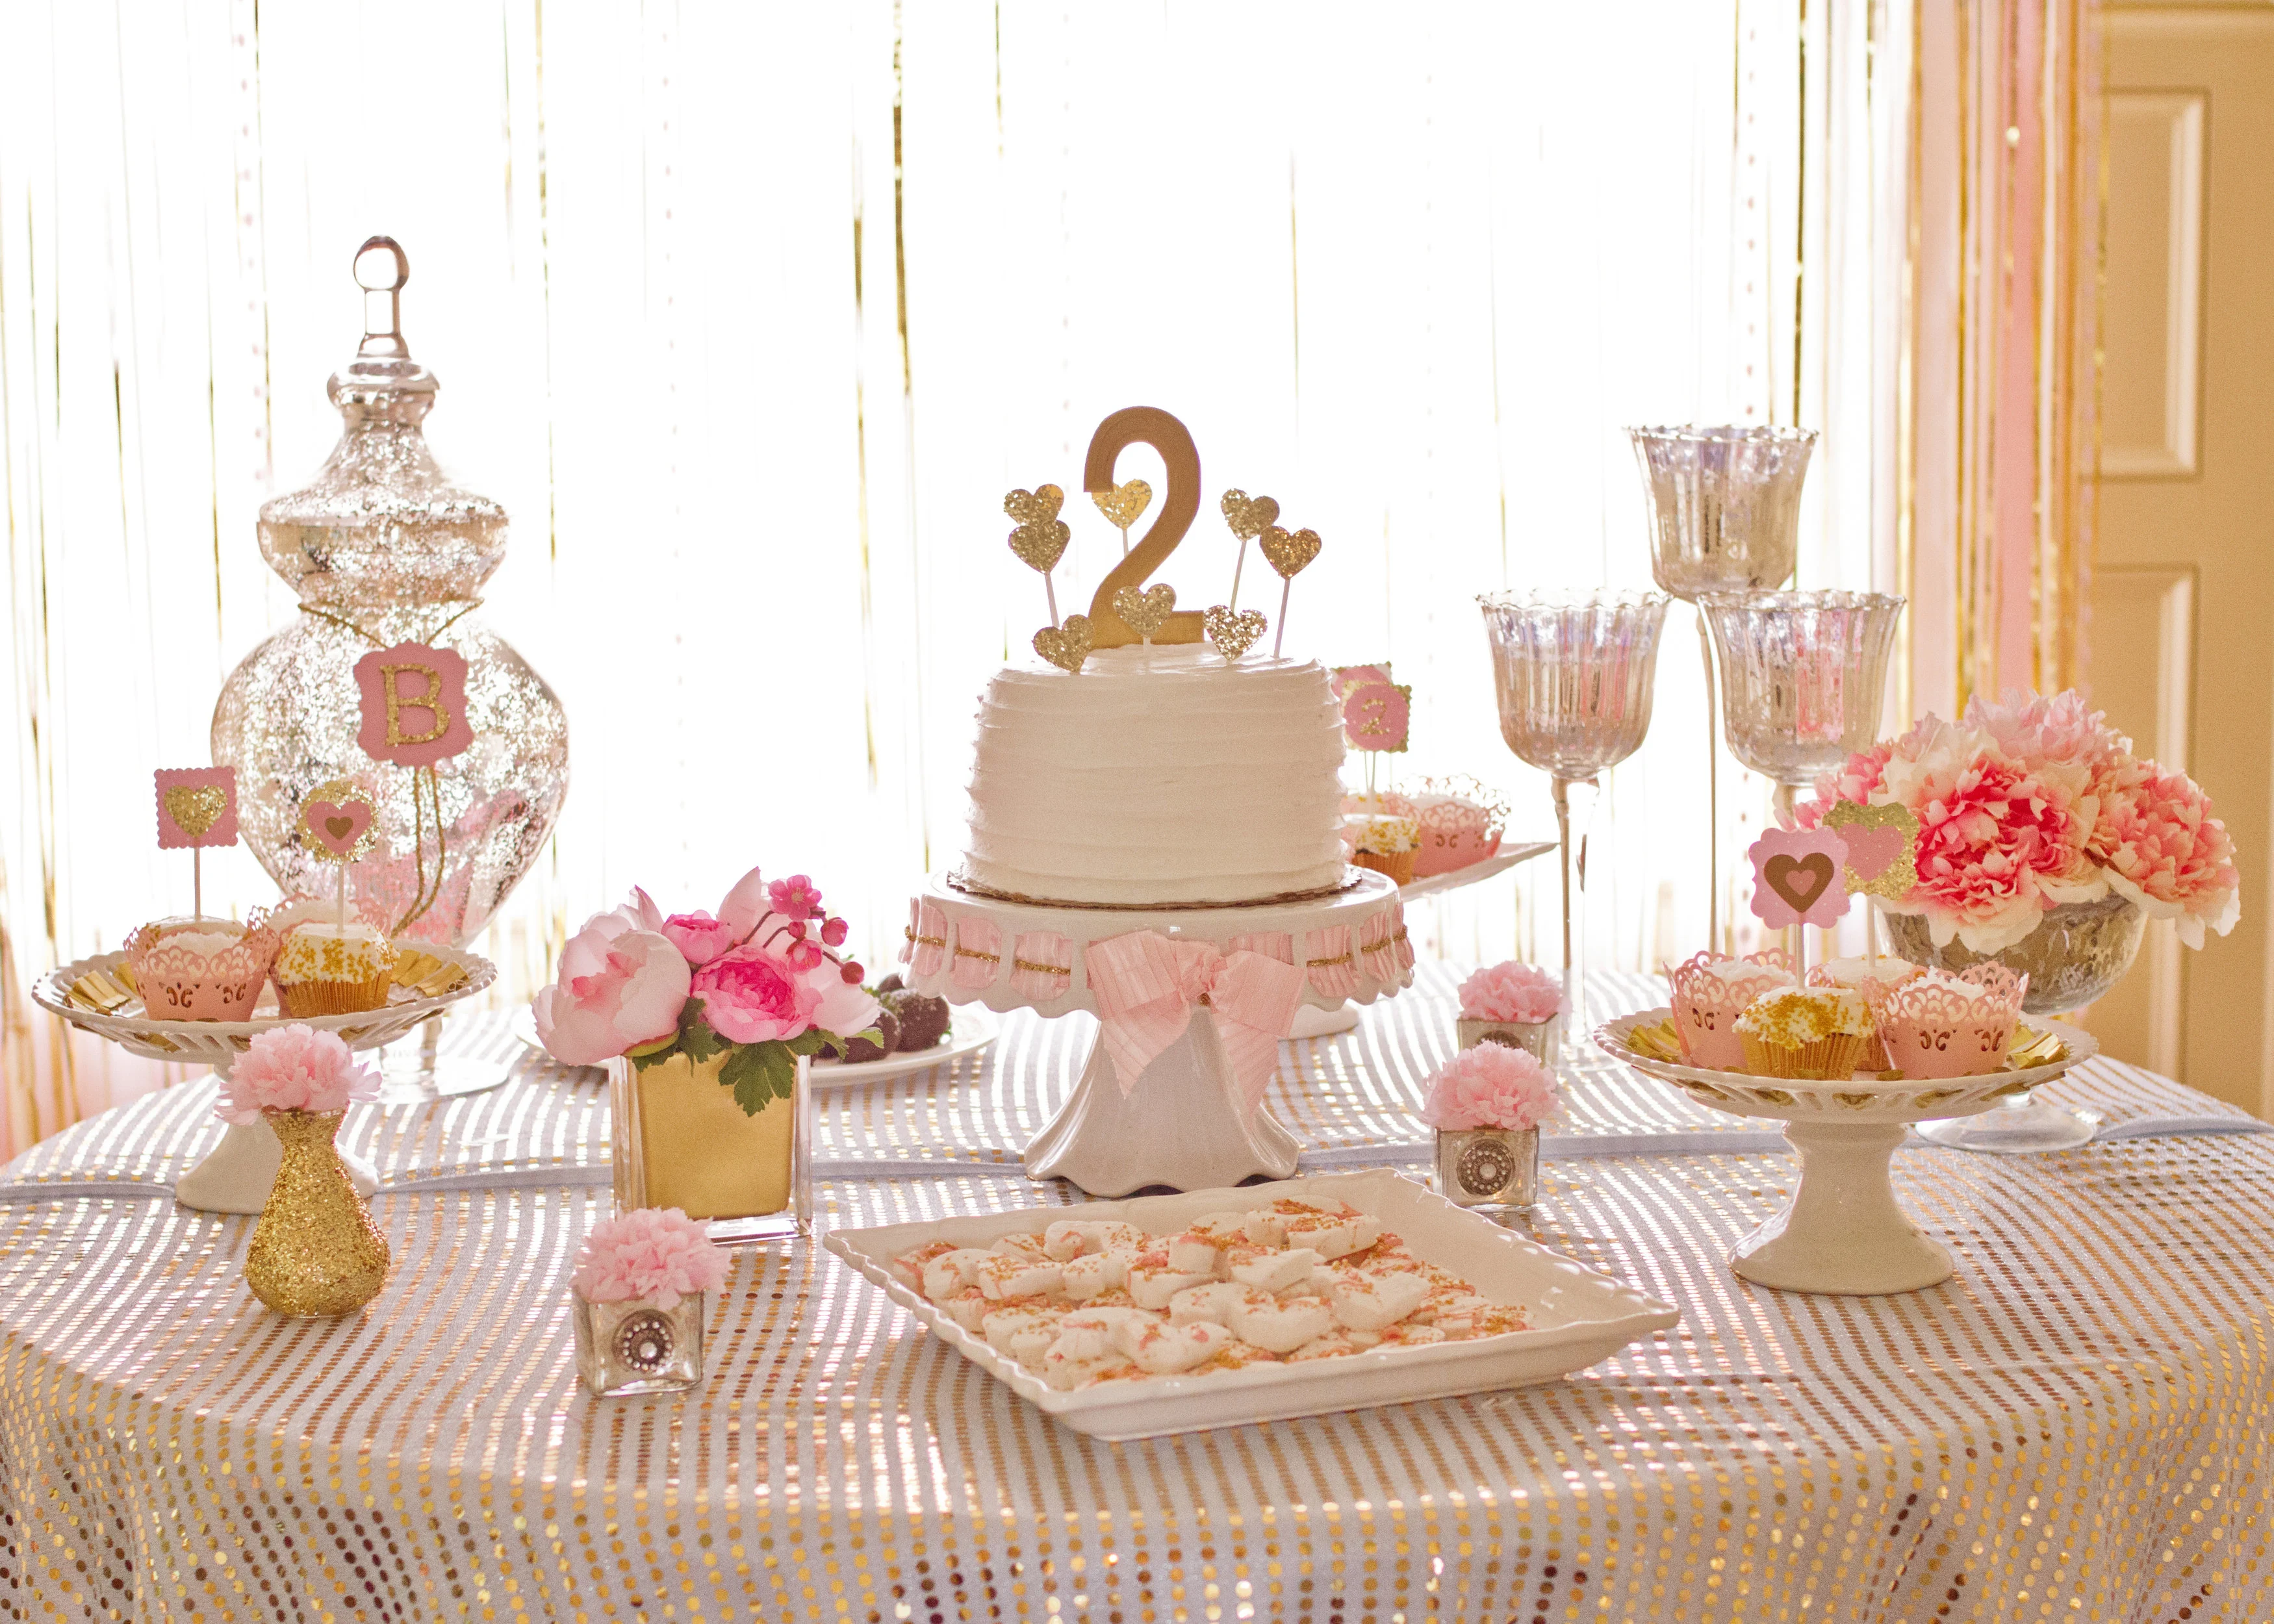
[1479,592,1671,1047]
[1700,589,1905,965]
[1629,425,1817,948]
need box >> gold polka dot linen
[0,972,2268,1621]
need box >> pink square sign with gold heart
[154,767,239,850]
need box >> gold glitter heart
[1822,800,1922,900]
[163,785,227,839]
[1008,521,1069,574]
[1221,490,1279,540]
[1004,485,1065,527]
[1032,615,1093,673]
[1112,583,1177,639]
[1259,525,1322,578]
[1203,605,1268,661]
[1091,479,1152,532]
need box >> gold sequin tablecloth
[3,968,2272,1622]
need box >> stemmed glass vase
[1699,590,1906,963]
[1629,426,1816,948]
[1479,592,1670,1051]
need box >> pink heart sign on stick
[1820,800,1921,901]
[300,780,378,863]
[1747,825,1854,930]
[154,767,238,850]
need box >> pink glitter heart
[1838,823,1907,882]
[305,798,372,857]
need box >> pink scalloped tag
[354,642,474,767]
[154,767,238,849]
[1341,681,1411,753]
[1747,826,1854,930]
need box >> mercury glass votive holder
[1456,1016,1559,1067]
[1434,1127,1539,1213]
[1477,592,1670,779]
[1628,425,1817,600]
[573,1291,708,1397]
[1700,590,1905,787]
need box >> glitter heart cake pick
[300,778,380,928]
[1032,614,1093,674]
[155,767,240,920]
[1258,524,1322,657]
[1091,479,1152,555]
[1220,489,1279,611]
[1006,485,1073,626]
[1202,605,1268,663]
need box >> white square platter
[823,1167,1679,1441]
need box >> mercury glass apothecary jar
[211,237,568,948]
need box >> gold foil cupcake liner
[277,973,396,1017]
[1352,849,1416,885]
[1739,1029,1869,1082]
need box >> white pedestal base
[1731,1121,1952,1295]
[1287,1002,1361,1039]
[173,1110,381,1216]
[1027,1012,1299,1197]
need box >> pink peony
[536,913,693,1065]
[217,1024,379,1124]
[1963,687,2126,785]
[1795,741,1893,830]
[1457,961,1562,1023]
[693,948,823,1043]
[1422,1043,1558,1132]
[661,912,743,967]
[2091,763,2242,948]
[571,1207,730,1309]
[1898,752,2090,954]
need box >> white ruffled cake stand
[1594,1009,2099,1294]
[901,869,1416,1196]
[32,946,495,1215]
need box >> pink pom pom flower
[216,1024,379,1124]
[1456,961,1561,1024]
[571,1207,730,1309]
[1421,1043,1559,1134]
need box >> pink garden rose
[695,945,882,1045]
[218,1024,379,1124]
[1457,961,1561,1024]
[571,1207,730,1309]
[535,910,693,1065]
[1422,1043,1558,1134]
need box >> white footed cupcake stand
[902,869,1417,1195]
[32,946,494,1214]
[1594,1010,2099,1294]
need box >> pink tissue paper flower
[217,1024,379,1124]
[1456,961,1562,1024]
[536,911,693,1065]
[571,1207,730,1309]
[1421,1043,1559,1134]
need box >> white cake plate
[1592,1009,2099,1295]
[1286,839,1555,1038]
[902,869,1415,1195]
[33,946,496,1215]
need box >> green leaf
[782,1027,836,1058]
[716,1040,797,1115]
[676,1000,731,1065]
[630,1042,676,1072]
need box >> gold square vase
[609,1050,811,1244]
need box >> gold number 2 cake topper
[1085,407,1205,648]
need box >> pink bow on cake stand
[898,870,1417,1196]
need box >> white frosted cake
[960,644,1349,906]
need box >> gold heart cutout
[163,785,227,839]
[1112,583,1177,639]
[1258,525,1322,578]
[1032,615,1093,674]
[1004,484,1065,527]
[1221,489,1279,540]
[1763,853,1836,913]
[1091,479,1152,532]
[1822,800,1922,900]
[1203,605,1268,661]
[1008,520,1069,574]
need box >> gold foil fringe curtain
[1906,0,2104,718]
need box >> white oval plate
[513,1000,1001,1087]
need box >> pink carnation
[1457,961,1561,1023]
[1421,1043,1558,1133]
[217,1024,379,1124]
[571,1207,730,1309]
[2090,762,2242,948]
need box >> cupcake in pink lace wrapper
[1805,958,1923,1070]
[572,1207,730,1310]
[1410,778,1509,879]
[1665,950,1796,1071]
[127,912,281,1022]
[1420,1043,1559,1133]
[216,1023,380,1124]
[1863,964,2028,1080]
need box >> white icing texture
[961,646,1349,905]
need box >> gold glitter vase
[610,1051,811,1245]
[244,1109,392,1317]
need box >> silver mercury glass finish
[1629,425,1817,948]
[574,1290,709,1396]
[1434,1128,1539,1212]
[1885,894,2144,1154]
[1700,590,1906,787]
[1457,1016,1559,1067]
[1479,592,1670,1051]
